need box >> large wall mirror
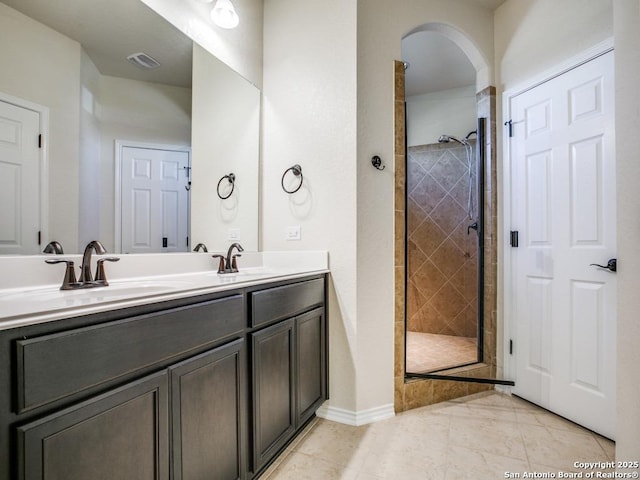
[0,0,259,255]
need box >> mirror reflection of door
[0,98,42,255]
[119,145,190,254]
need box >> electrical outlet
[286,226,301,241]
[228,228,240,241]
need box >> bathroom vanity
[0,253,328,480]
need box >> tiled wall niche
[393,60,498,411]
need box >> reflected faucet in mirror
[43,241,64,255]
[193,243,208,252]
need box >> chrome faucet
[46,240,119,290]
[211,242,244,274]
[80,240,107,283]
[43,241,64,254]
[225,242,244,273]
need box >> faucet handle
[211,254,226,274]
[95,257,120,286]
[230,254,242,272]
[45,259,79,290]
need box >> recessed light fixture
[126,52,161,69]
[211,0,239,29]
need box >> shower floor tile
[261,391,615,480]
[406,331,477,373]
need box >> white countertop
[0,251,328,331]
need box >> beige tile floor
[261,391,615,480]
[406,332,477,373]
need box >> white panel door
[121,146,189,254]
[510,52,616,439]
[0,100,40,254]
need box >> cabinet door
[295,307,326,426]
[17,371,169,480]
[169,338,245,480]
[251,319,295,472]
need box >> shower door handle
[590,258,617,272]
[467,222,478,235]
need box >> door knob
[590,258,617,272]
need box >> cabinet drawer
[250,278,324,328]
[16,295,243,413]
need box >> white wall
[406,85,477,147]
[262,0,359,412]
[191,43,260,252]
[79,50,103,247]
[262,0,494,417]
[140,0,263,88]
[494,0,613,92]
[0,3,81,252]
[613,0,640,461]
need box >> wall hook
[371,155,385,171]
[217,173,235,199]
[281,164,303,194]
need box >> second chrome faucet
[212,243,244,274]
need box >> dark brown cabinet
[0,274,327,480]
[170,338,246,480]
[250,307,326,474]
[17,371,169,480]
[295,308,326,427]
[251,319,296,471]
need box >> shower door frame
[403,117,514,386]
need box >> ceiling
[3,0,507,93]
[402,31,476,97]
[2,0,192,88]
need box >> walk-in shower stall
[405,122,485,374]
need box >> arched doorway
[393,23,505,411]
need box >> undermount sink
[207,267,275,279]
[0,280,192,303]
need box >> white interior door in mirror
[121,146,190,254]
[0,100,41,255]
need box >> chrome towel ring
[217,173,235,199]
[281,164,303,194]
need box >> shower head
[438,134,468,145]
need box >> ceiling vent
[126,52,161,70]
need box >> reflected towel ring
[281,164,303,194]
[217,173,235,199]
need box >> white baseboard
[315,403,395,426]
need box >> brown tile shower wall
[406,142,478,338]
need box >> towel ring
[217,173,235,200]
[281,164,303,194]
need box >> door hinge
[504,119,513,137]
[38,231,41,245]
[510,230,519,247]
[38,134,42,148]
[186,236,189,247]
[509,339,513,355]
[162,237,168,248]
